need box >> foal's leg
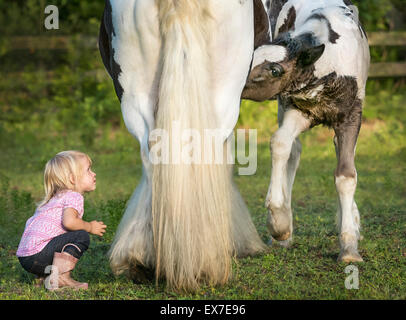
[268,102,303,247]
[333,111,363,263]
[274,137,302,247]
[333,136,361,240]
[266,108,310,243]
[277,102,303,202]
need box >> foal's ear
[297,44,325,67]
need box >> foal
[242,0,370,262]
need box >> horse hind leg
[211,83,267,258]
[108,93,156,278]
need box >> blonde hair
[38,150,91,207]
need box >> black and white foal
[243,0,370,262]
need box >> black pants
[18,230,90,277]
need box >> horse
[242,0,370,262]
[98,0,269,291]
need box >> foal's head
[242,33,325,101]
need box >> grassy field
[0,87,405,300]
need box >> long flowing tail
[152,0,235,292]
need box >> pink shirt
[16,190,84,257]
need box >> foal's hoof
[277,238,292,248]
[338,249,363,263]
[273,232,291,242]
[267,236,292,248]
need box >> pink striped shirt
[16,190,84,257]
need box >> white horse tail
[153,0,234,291]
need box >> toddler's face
[75,156,96,194]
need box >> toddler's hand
[89,220,107,236]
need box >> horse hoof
[267,236,292,248]
[338,250,363,263]
[273,232,291,241]
[129,264,155,284]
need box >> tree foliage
[0,0,404,36]
[0,0,404,146]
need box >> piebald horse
[99,0,269,291]
[243,0,370,262]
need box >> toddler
[16,150,106,290]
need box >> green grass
[0,89,405,300]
